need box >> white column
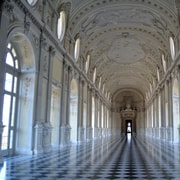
[86,86,92,140]
[60,62,71,146]
[77,77,85,142]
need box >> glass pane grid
[5,73,13,92]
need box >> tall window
[169,36,175,60]
[57,11,66,41]
[85,54,90,73]
[93,67,96,83]
[74,37,80,61]
[157,68,160,81]
[2,43,20,155]
[161,54,166,72]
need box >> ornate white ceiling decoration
[54,0,179,98]
[107,38,145,64]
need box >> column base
[77,127,85,143]
[86,127,93,140]
[60,125,71,147]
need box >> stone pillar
[167,76,173,142]
[99,99,102,138]
[60,62,71,146]
[157,92,160,138]
[33,36,50,154]
[177,67,180,143]
[160,85,165,140]
[86,85,92,140]
[94,93,98,139]
[42,47,55,152]
[152,98,155,137]
[77,77,85,143]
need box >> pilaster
[77,77,85,142]
[86,85,92,140]
[60,61,72,146]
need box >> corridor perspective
[1,0,180,179]
[1,135,180,179]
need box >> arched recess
[70,78,78,143]
[3,31,35,155]
[172,78,180,142]
[111,89,144,136]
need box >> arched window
[57,11,66,41]
[161,53,166,72]
[169,36,175,60]
[85,54,90,73]
[93,67,96,83]
[2,43,20,154]
[99,76,102,89]
[26,0,38,6]
[157,68,160,81]
[74,37,80,61]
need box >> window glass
[27,0,38,6]
[6,52,14,67]
[162,54,166,72]
[74,38,80,61]
[2,42,20,153]
[99,76,102,89]
[5,73,13,92]
[85,54,90,73]
[157,68,160,81]
[2,94,11,150]
[93,67,96,83]
[57,11,66,41]
[169,36,175,60]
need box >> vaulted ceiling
[58,0,179,98]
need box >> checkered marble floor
[0,134,180,179]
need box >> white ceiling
[56,0,179,98]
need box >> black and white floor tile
[0,135,180,179]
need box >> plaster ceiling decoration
[58,0,179,99]
[107,38,145,64]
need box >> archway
[172,78,180,142]
[126,120,132,134]
[70,79,78,143]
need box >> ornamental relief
[81,8,167,36]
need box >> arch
[111,88,144,136]
[172,78,180,142]
[70,78,78,143]
[2,31,36,155]
[112,88,144,102]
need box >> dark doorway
[126,120,132,134]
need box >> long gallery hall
[1,0,180,179]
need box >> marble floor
[0,134,180,179]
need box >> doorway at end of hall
[126,120,132,135]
